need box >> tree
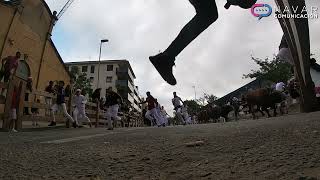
[204,93,218,104]
[70,66,93,96]
[184,100,202,115]
[243,55,293,83]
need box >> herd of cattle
[196,88,292,124]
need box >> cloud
[45,0,320,115]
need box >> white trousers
[73,107,91,125]
[51,103,74,123]
[145,108,164,126]
[45,98,52,116]
[175,107,185,124]
[106,104,120,129]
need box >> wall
[0,0,70,90]
[0,4,14,53]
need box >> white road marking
[40,132,118,144]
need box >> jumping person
[172,92,186,125]
[72,89,92,128]
[140,92,164,127]
[104,87,122,130]
[149,0,257,85]
[48,81,76,127]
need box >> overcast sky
[45,0,320,115]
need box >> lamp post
[97,39,109,89]
[192,85,196,100]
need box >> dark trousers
[164,0,218,58]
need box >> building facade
[66,60,142,112]
[0,0,70,90]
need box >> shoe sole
[149,57,177,85]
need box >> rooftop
[65,60,136,78]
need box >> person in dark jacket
[44,81,54,116]
[48,81,76,127]
[104,87,123,130]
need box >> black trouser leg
[164,0,218,58]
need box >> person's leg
[149,0,218,85]
[175,108,185,124]
[80,108,92,127]
[106,107,113,129]
[111,105,120,128]
[165,0,218,58]
[145,110,154,126]
[49,104,58,126]
[151,108,164,126]
[61,103,75,124]
[73,108,79,125]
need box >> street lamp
[192,85,196,100]
[97,39,109,88]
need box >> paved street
[1,112,320,180]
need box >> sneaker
[149,53,177,85]
[72,122,78,128]
[107,127,114,130]
[11,129,18,133]
[48,121,56,127]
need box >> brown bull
[243,88,286,119]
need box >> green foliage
[70,66,92,96]
[184,100,202,116]
[204,93,218,104]
[243,56,293,83]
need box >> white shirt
[276,82,286,92]
[172,96,182,108]
[72,95,87,109]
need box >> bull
[242,88,287,119]
[197,104,234,123]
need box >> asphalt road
[1,112,320,180]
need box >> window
[82,66,88,72]
[90,77,94,82]
[107,65,113,71]
[90,66,95,73]
[106,76,112,83]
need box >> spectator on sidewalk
[24,76,33,115]
[72,89,92,128]
[45,81,55,116]
[9,85,21,132]
[0,52,21,95]
[48,81,76,128]
[31,99,40,127]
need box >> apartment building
[65,60,142,112]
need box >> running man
[140,92,164,127]
[104,87,122,130]
[172,92,186,125]
[48,81,76,127]
[72,89,92,127]
[149,0,257,85]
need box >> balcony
[116,80,134,94]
